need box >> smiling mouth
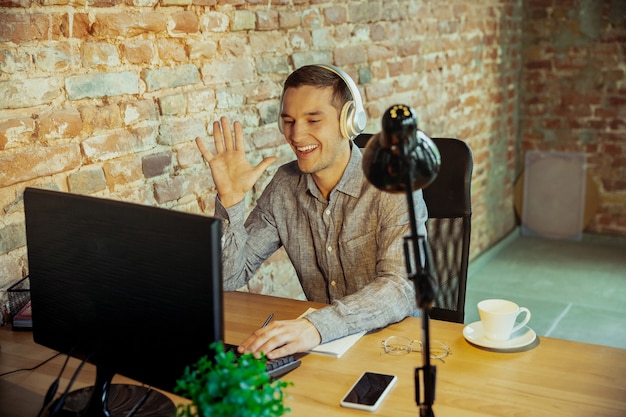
[296,144,318,153]
[297,144,317,152]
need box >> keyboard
[225,344,301,380]
[265,355,301,379]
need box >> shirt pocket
[338,231,377,288]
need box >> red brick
[156,39,188,63]
[301,8,321,28]
[322,5,347,25]
[37,109,83,140]
[68,168,107,195]
[91,12,167,38]
[288,31,312,50]
[397,40,421,58]
[82,129,153,163]
[79,104,122,135]
[120,100,159,126]
[249,32,286,53]
[120,39,155,65]
[608,96,626,107]
[103,157,143,188]
[366,44,394,62]
[0,117,35,150]
[0,143,81,187]
[0,13,64,43]
[278,11,299,29]
[61,13,89,39]
[333,44,366,66]
[369,23,386,42]
[257,10,279,31]
[171,11,199,34]
[153,176,186,204]
[220,35,248,57]
[142,152,172,178]
[175,141,204,168]
[526,60,552,70]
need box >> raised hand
[196,116,277,208]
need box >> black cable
[47,352,93,417]
[2,351,154,417]
[0,351,61,378]
[36,353,72,417]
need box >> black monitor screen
[24,187,223,416]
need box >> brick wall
[0,0,621,323]
[521,0,626,235]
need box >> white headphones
[278,64,367,140]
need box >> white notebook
[300,307,366,358]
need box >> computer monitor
[24,187,224,417]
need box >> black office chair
[355,134,473,323]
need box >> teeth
[297,145,317,152]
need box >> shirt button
[330,280,336,286]
[327,246,332,252]
[325,209,331,215]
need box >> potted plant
[174,342,292,417]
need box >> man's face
[280,85,350,176]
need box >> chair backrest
[355,134,473,323]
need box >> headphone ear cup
[278,116,284,134]
[340,100,356,140]
[278,93,285,134]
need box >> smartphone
[340,371,397,411]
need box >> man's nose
[289,121,307,141]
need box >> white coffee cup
[477,299,531,342]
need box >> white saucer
[463,321,537,350]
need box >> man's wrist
[218,193,245,208]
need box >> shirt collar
[304,142,364,199]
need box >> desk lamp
[362,105,441,417]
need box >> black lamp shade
[362,105,441,193]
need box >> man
[196,64,428,359]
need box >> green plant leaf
[175,341,292,417]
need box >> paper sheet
[300,307,366,358]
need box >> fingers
[213,116,240,153]
[221,116,235,151]
[237,319,321,360]
[238,325,284,358]
[212,120,225,153]
[255,156,278,174]
[233,119,244,152]
[195,137,214,162]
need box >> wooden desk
[1,291,625,417]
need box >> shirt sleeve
[214,197,281,291]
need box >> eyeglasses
[381,336,451,362]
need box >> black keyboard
[225,344,301,379]
[265,355,301,379]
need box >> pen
[262,312,274,328]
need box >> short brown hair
[282,65,352,112]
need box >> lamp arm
[401,143,437,417]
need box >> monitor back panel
[24,187,223,392]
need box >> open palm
[196,116,277,208]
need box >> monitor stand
[46,364,176,417]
